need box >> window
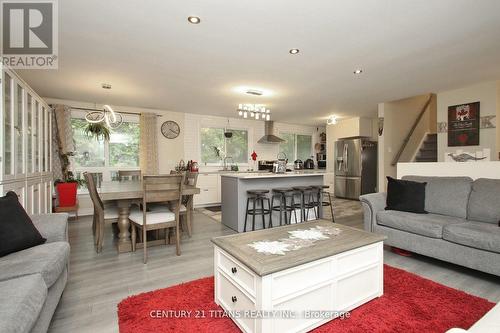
[71,111,140,182]
[200,127,248,164]
[279,133,312,161]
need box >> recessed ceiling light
[246,89,263,96]
[353,69,363,74]
[101,83,112,89]
[289,48,300,54]
[187,16,201,24]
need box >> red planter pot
[56,182,78,207]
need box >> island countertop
[220,170,327,179]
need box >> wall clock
[161,120,180,139]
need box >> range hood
[258,121,285,144]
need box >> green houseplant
[54,152,85,207]
[84,122,111,141]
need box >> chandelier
[237,104,271,121]
[84,105,123,129]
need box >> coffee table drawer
[217,249,256,296]
[217,272,255,333]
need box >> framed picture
[448,102,480,146]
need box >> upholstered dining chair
[118,170,141,181]
[161,171,198,236]
[83,172,120,253]
[128,174,185,263]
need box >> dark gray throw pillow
[0,191,46,257]
[385,177,427,214]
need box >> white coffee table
[212,220,386,333]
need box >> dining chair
[128,174,185,263]
[180,171,198,237]
[83,172,120,253]
[118,170,141,181]
[163,171,198,237]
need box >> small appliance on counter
[258,160,275,172]
[317,160,326,169]
[304,158,315,169]
[186,160,199,172]
[274,152,288,173]
[294,159,303,170]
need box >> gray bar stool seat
[244,190,271,232]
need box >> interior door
[345,139,362,177]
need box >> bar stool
[309,185,324,219]
[292,186,317,222]
[269,188,297,228]
[244,190,271,232]
[321,185,335,222]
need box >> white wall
[398,162,500,180]
[184,113,323,172]
[437,81,499,161]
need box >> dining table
[98,180,200,253]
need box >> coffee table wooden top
[212,220,386,276]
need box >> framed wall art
[447,102,480,147]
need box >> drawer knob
[231,296,237,303]
[231,267,237,274]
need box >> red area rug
[118,265,494,333]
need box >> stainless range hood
[258,121,285,144]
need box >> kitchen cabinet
[194,173,221,206]
[0,64,52,212]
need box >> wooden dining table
[98,180,200,253]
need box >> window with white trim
[279,133,313,161]
[200,127,248,164]
[70,110,140,182]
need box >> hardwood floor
[48,208,500,332]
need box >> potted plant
[54,152,85,207]
[84,122,110,141]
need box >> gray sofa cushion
[0,274,47,333]
[0,242,70,288]
[443,221,500,253]
[377,210,465,238]
[31,213,69,243]
[402,176,472,219]
[467,178,500,224]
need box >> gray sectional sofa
[0,213,70,333]
[360,176,500,277]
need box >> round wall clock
[161,120,180,139]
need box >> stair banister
[391,94,433,166]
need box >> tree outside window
[279,132,312,161]
[200,127,248,164]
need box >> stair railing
[391,94,433,166]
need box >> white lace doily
[248,240,291,255]
[248,226,342,255]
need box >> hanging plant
[84,122,111,141]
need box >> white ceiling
[18,0,500,126]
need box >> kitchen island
[220,171,325,232]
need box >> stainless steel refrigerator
[334,138,377,200]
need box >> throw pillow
[386,177,427,214]
[0,191,46,257]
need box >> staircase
[415,133,437,162]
